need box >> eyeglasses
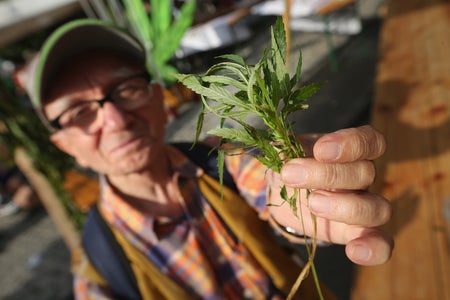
[49,73,152,132]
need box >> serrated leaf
[291,50,303,86]
[123,0,153,46]
[193,104,205,145]
[153,0,195,64]
[218,54,246,66]
[282,81,326,117]
[217,148,225,200]
[175,74,248,109]
[259,23,291,106]
[208,128,255,145]
[150,0,170,36]
[274,17,287,63]
[201,75,247,91]
[205,63,249,84]
[280,185,288,201]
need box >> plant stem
[287,188,324,300]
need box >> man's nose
[99,102,131,131]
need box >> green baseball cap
[33,18,146,124]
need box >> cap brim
[33,19,146,112]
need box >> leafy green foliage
[176,17,326,298]
[122,0,196,83]
[84,0,196,84]
[175,17,324,210]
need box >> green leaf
[217,149,225,199]
[207,127,255,145]
[123,0,153,47]
[270,23,291,99]
[175,74,250,111]
[280,185,289,201]
[274,17,287,63]
[205,62,249,84]
[157,63,179,83]
[284,81,325,115]
[291,50,303,87]
[155,0,196,64]
[201,75,247,91]
[193,103,205,145]
[217,54,246,66]
[150,0,170,36]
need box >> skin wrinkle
[282,159,376,190]
[316,126,386,163]
[347,191,372,225]
[308,188,391,229]
[353,126,387,161]
[358,160,376,190]
[320,161,373,190]
[355,128,374,161]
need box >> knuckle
[347,200,366,224]
[362,126,386,160]
[358,194,392,226]
[344,193,387,226]
[374,129,387,157]
[323,164,340,187]
[358,161,376,189]
[377,198,393,225]
[346,126,387,161]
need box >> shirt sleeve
[224,150,270,220]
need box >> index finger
[313,125,386,163]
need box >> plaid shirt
[74,145,284,299]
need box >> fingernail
[350,244,372,262]
[308,193,332,215]
[281,163,308,186]
[317,141,341,161]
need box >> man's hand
[268,125,393,266]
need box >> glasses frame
[48,72,151,130]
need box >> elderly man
[31,19,392,299]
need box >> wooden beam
[351,0,450,299]
[14,148,80,252]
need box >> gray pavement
[0,1,385,299]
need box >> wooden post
[14,147,80,252]
[351,0,450,299]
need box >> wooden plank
[351,0,450,299]
[14,148,80,252]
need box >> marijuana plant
[176,17,326,299]
[81,0,196,84]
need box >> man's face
[44,51,168,176]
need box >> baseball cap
[32,19,146,115]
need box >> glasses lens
[58,101,100,129]
[112,77,151,110]
[54,74,151,131]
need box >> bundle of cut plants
[175,18,327,299]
